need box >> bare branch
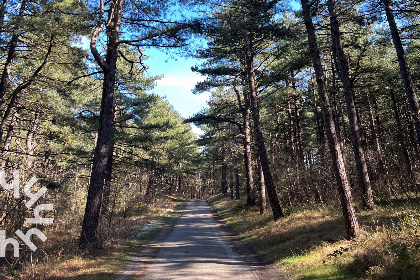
[90,0,109,71]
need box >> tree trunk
[390,89,416,185]
[0,0,26,109]
[80,0,124,247]
[0,0,8,31]
[382,0,420,146]
[328,0,375,210]
[367,93,384,173]
[287,97,296,159]
[229,161,234,199]
[293,95,304,163]
[0,109,17,170]
[311,83,324,146]
[269,112,281,164]
[221,146,228,194]
[330,54,342,143]
[26,104,41,170]
[0,37,53,144]
[235,160,240,200]
[301,0,359,238]
[257,158,267,214]
[242,91,256,205]
[101,140,114,219]
[242,8,283,220]
[145,173,154,203]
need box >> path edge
[114,201,187,280]
[207,199,288,280]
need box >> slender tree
[300,0,359,238]
[242,3,283,219]
[382,0,420,146]
[328,0,375,210]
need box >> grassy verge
[1,195,187,280]
[208,194,420,280]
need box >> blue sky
[76,36,209,135]
[143,48,209,135]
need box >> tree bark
[287,97,296,159]
[0,0,27,109]
[80,0,124,247]
[101,140,114,218]
[145,173,154,203]
[235,160,240,200]
[311,83,324,146]
[269,112,281,164]
[390,89,416,185]
[382,0,420,146]
[26,104,41,170]
[301,0,359,238]
[257,158,267,214]
[0,109,17,170]
[328,0,375,210]
[367,93,384,173]
[242,7,283,220]
[0,0,7,31]
[233,83,256,204]
[293,95,304,163]
[221,146,228,194]
[242,91,256,204]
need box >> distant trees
[190,0,285,220]
[190,0,420,238]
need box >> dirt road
[116,199,283,280]
[141,199,258,279]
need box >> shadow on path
[115,199,284,280]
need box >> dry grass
[0,195,186,280]
[209,194,420,280]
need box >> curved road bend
[141,199,259,280]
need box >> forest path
[140,199,258,279]
[115,199,283,280]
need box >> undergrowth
[0,195,186,280]
[208,194,420,280]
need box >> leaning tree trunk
[382,0,420,146]
[0,36,53,144]
[301,0,359,238]
[80,0,124,247]
[0,0,27,109]
[242,8,283,221]
[328,0,375,210]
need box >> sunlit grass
[208,194,420,280]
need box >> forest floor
[208,194,420,280]
[0,195,187,280]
